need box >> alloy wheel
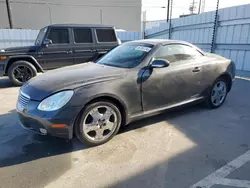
[13,65,33,83]
[82,105,118,142]
[211,81,227,106]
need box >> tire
[206,77,228,109]
[75,100,122,146]
[8,60,37,86]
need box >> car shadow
[0,109,87,168]
[120,103,204,134]
[0,109,88,188]
[0,104,201,168]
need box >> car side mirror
[42,39,52,47]
[150,59,169,68]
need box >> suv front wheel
[8,60,37,86]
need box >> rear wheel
[8,60,37,86]
[206,78,228,108]
[76,100,122,146]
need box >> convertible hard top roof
[48,24,114,28]
[126,39,204,54]
[126,39,193,46]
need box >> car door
[141,44,204,112]
[72,27,96,64]
[39,27,74,70]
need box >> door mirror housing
[42,39,52,47]
[150,59,169,68]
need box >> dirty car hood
[21,62,127,101]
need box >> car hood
[1,45,37,54]
[21,62,128,101]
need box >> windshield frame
[35,27,48,46]
[96,43,154,69]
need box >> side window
[73,28,93,43]
[47,28,69,44]
[180,45,203,57]
[155,44,203,63]
[96,29,116,42]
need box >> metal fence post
[143,22,146,39]
[168,0,173,39]
[211,0,220,53]
[5,0,13,29]
[168,23,171,39]
[142,11,146,39]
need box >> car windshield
[35,27,48,45]
[97,44,153,68]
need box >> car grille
[18,91,30,109]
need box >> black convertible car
[16,39,235,146]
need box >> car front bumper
[16,99,81,139]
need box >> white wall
[0,0,142,31]
[0,0,9,29]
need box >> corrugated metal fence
[0,29,39,48]
[145,4,250,73]
[0,30,141,49]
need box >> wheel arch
[73,94,129,137]
[4,56,44,74]
[217,72,233,92]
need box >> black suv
[0,24,120,86]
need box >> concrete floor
[0,77,250,188]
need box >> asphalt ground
[0,77,250,188]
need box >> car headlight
[37,90,74,111]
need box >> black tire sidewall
[8,60,37,86]
[207,78,228,109]
[76,100,122,146]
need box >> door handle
[67,51,73,54]
[192,67,201,72]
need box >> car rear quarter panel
[201,55,233,89]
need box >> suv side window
[47,28,69,44]
[96,28,116,42]
[155,44,203,63]
[73,28,93,43]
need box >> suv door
[142,44,204,111]
[38,27,74,70]
[94,28,118,59]
[72,28,96,64]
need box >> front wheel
[75,100,122,146]
[8,60,37,86]
[206,78,228,109]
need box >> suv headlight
[37,90,74,111]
